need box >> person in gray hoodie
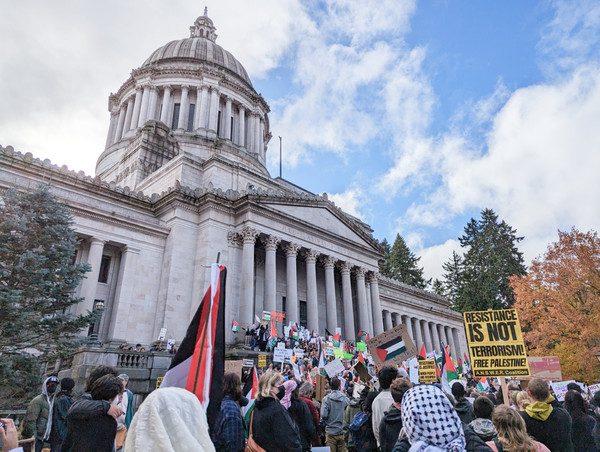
[469,396,497,442]
[452,382,476,424]
[321,377,350,452]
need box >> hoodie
[344,398,361,447]
[321,390,349,436]
[23,377,57,441]
[455,399,476,424]
[379,405,403,452]
[469,418,497,442]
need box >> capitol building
[0,11,467,360]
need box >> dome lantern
[189,7,217,42]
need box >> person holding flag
[212,373,245,452]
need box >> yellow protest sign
[156,377,164,389]
[334,349,344,359]
[463,309,530,377]
[258,354,267,368]
[419,360,437,383]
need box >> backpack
[349,411,377,452]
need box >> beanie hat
[452,381,465,398]
[60,377,75,392]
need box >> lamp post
[88,300,105,347]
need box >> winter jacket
[252,396,301,452]
[62,405,117,452]
[469,418,497,442]
[321,390,349,436]
[392,423,493,452]
[299,395,321,446]
[212,396,246,452]
[455,399,476,425]
[23,394,50,440]
[49,394,73,443]
[343,398,361,448]
[570,414,597,452]
[68,393,112,420]
[520,407,574,452]
[372,390,394,445]
[289,398,316,451]
[379,406,403,452]
[487,439,550,452]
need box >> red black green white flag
[441,348,459,394]
[375,335,407,363]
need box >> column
[384,311,393,331]
[195,85,208,130]
[452,328,462,361]
[224,96,232,140]
[369,272,384,335]
[303,249,320,334]
[238,105,246,147]
[114,103,127,143]
[160,85,172,125]
[254,114,261,155]
[239,226,258,329]
[355,267,369,334]
[413,317,423,349]
[431,321,441,353]
[107,246,140,340]
[423,320,433,353]
[324,256,340,337]
[147,85,158,121]
[437,324,447,352]
[284,243,300,325]
[365,281,374,336]
[177,85,190,130]
[123,96,135,133]
[261,235,280,314]
[137,84,151,128]
[76,238,106,316]
[446,325,457,359]
[130,86,143,130]
[247,113,255,152]
[403,315,414,341]
[259,117,265,158]
[104,112,117,149]
[208,87,220,132]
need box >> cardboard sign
[243,359,254,368]
[353,361,371,383]
[419,359,438,383]
[315,374,326,402]
[463,309,530,377]
[274,348,293,363]
[526,356,561,382]
[356,342,366,352]
[158,328,167,341]
[225,360,243,375]
[258,354,267,368]
[324,358,345,378]
[367,324,417,367]
[550,380,576,402]
[271,311,286,322]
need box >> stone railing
[117,351,149,369]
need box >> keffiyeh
[401,385,466,452]
[280,380,297,409]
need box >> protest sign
[315,374,326,402]
[334,349,344,359]
[258,354,267,368]
[463,309,530,377]
[294,348,304,358]
[409,363,419,384]
[271,311,286,322]
[357,342,366,352]
[324,358,345,378]
[419,359,438,383]
[550,380,575,402]
[273,348,293,363]
[225,360,243,375]
[353,361,371,383]
[589,384,600,397]
[166,339,176,351]
[292,362,302,380]
[156,376,163,389]
[243,359,254,368]
[343,352,353,360]
[367,324,417,367]
[158,328,167,341]
[526,356,561,382]
[262,311,271,321]
[277,342,285,349]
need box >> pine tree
[0,185,93,407]
[380,234,430,289]
[379,238,392,276]
[440,251,464,300]
[448,209,526,312]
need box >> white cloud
[417,239,462,281]
[328,186,366,220]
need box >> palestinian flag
[441,348,459,394]
[418,344,427,360]
[262,311,271,321]
[291,325,299,341]
[332,333,340,348]
[374,335,407,363]
[357,331,370,342]
[476,377,489,392]
[232,320,239,333]
[463,352,471,370]
[161,264,226,430]
[358,352,365,363]
[270,321,277,339]
[242,367,258,436]
[318,337,326,370]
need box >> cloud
[329,186,367,220]
[417,239,462,281]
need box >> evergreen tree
[379,238,392,276]
[380,234,430,289]
[445,209,526,312]
[0,185,93,407]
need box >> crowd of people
[4,357,599,452]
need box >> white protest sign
[409,362,420,384]
[292,362,302,380]
[294,348,304,359]
[277,342,285,349]
[550,380,575,402]
[310,338,317,344]
[158,328,167,341]
[166,339,176,350]
[324,358,345,378]
[589,384,600,397]
[274,348,293,363]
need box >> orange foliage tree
[512,228,600,383]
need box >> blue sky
[1,0,600,281]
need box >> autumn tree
[380,234,429,289]
[513,228,600,383]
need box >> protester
[22,375,59,452]
[49,377,75,452]
[470,396,497,442]
[62,374,124,452]
[349,391,378,452]
[212,372,245,452]
[288,384,316,452]
[379,378,412,452]
[299,382,321,447]
[564,390,597,452]
[322,377,350,452]
[372,366,398,446]
[487,405,550,452]
[67,365,123,423]
[453,382,476,424]
[0,418,21,452]
[280,380,297,410]
[344,385,362,452]
[519,378,573,452]
[251,372,301,452]
[516,391,532,412]
[392,385,493,452]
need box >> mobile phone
[0,420,5,429]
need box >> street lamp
[88,300,105,347]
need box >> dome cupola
[190,7,217,42]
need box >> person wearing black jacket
[49,378,75,452]
[288,386,316,451]
[379,378,412,452]
[251,372,301,452]
[564,390,597,452]
[393,423,493,452]
[67,365,123,423]
[453,382,476,425]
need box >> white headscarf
[401,385,466,452]
[124,387,216,452]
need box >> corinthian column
[208,87,220,132]
[147,85,158,121]
[238,105,246,147]
[137,84,151,128]
[431,321,441,353]
[76,238,106,316]
[323,256,339,337]
[123,95,135,133]
[130,86,143,130]
[354,267,370,334]
[261,235,280,314]
[423,320,433,353]
[369,272,384,335]
[446,325,457,359]
[160,85,172,125]
[224,96,232,140]
[284,243,301,325]
[195,85,207,130]
[303,249,320,333]
[239,227,258,329]
[114,103,127,142]
[177,85,190,130]
[403,316,414,341]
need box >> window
[158,104,163,121]
[98,256,111,283]
[281,296,286,314]
[188,104,196,131]
[217,111,221,136]
[70,250,78,266]
[171,103,180,129]
[299,301,307,329]
[230,117,234,140]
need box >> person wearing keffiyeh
[392,385,493,452]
